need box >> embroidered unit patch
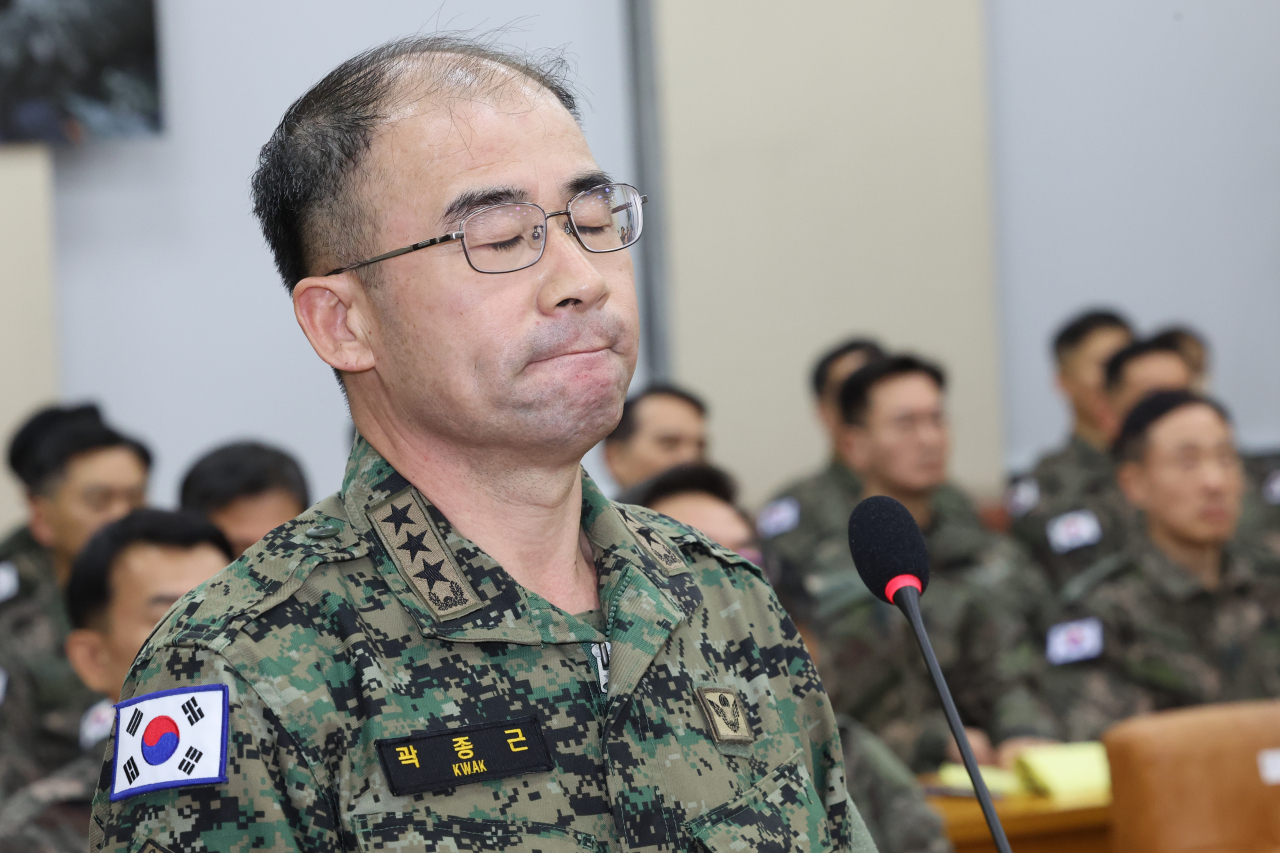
[1046,509,1102,554]
[367,489,480,621]
[695,687,754,745]
[376,716,553,795]
[756,497,801,539]
[110,684,229,801]
[1046,617,1104,665]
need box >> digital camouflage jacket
[90,439,875,852]
[0,526,102,801]
[1040,535,1280,741]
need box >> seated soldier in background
[774,354,1057,772]
[1013,334,1192,588]
[0,405,151,799]
[629,461,952,853]
[603,384,708,491]
[0,509,231,852]
[1041,391,1280,742]
[180,441,310,557]
[1006,309,1132,524]
[759,339,975,577]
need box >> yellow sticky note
[1015,742,1111,803]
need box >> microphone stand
[894,584,1014,853]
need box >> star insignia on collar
[398,529,430,562]
[382,503,414,535]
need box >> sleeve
[841,720,952,853]
[90,645,342,853]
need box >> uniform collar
[1136,536,1253,601]
[338,437,701,693]
[1068,434,1113,477]
[825,459,864,501]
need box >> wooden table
[925,790,1111,853]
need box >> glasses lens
[569,184,643,252]
[462,204,546,273]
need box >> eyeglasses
[326,182,646,276]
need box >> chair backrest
[1104,701,1280,853]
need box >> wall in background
[653,0,1004,506]
[50,0,640,507]
[0,147,58,529]
[988,1,1280,471]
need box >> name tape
[376,715,553,796]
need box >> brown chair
[1104,701,1280,853]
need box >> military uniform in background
[0,745,102,853]
[0,526,102,800]
[90,439,875,852]
[1038,536,1280,742]
[1006,435,1134,591]
[787,501,1058,772]
[758,460,977,586]
[1241,450,1280,557]
[840,717,952,853]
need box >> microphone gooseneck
[847,496,1014,853]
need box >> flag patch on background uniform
[1046,617,1104,665]
[1046,509,1102,553]
[756,497,800,539]
[110,684,228,801]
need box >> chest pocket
[684,749,833,851]
[351,812,604,853]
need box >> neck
[356,409,600,614]
[1074,422,1111,452]
[863,478,933,530]
[1148,524,1224,590]
[53,553,73,590]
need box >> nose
[534,216,611,314]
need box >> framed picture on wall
[0,0,160,144]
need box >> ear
[1116,461,1146,509]
[65,628,117,697]
[27,494,56,548]
[293,273,377,374]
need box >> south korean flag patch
[111,685,228,801]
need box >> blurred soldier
[1005,310,1133,524]
[788,355,1057,771]
[0,510,231,853]
[91,36,871,852]
[180,441,310,557]
[603,384,708,489]
[1012,336,1193,589]
[759,340,975,580]
[1041,391,1280,741]
[0,405,150,798]
[630,461,952,853]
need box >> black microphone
[848,495,1013,853]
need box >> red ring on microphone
[885,574,923,603]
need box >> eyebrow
[440,170,616,226]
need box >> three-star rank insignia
[368,489,481,621]
[620,511,685,573]
[695,687,755,745]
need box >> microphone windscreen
[847,495,930,603]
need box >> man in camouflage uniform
[766,355,1057,772]
[0,405,150,800]
[758,338,973,574]
[90,37,875,852]
[1010,334,1192,589]
[1038,391,1280,741]
[0,510,230,851]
